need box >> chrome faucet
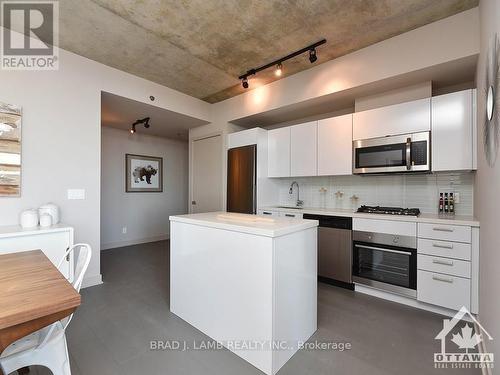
[289,181,303,207]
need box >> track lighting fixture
[275,63,283,77]
[238,39,325,89]
[130,117,151,134]
[308,48,317,63]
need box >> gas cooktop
[357,205,421,216]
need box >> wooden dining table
[0,250,81,375]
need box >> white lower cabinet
[258,209,279,217]
[417,270,471,311]
[0,226,74,280]
[417,254,471,278]
[280,212,303,219]
[416,222,477,313]
[257,210,302,219]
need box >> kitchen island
[169,212,318,375]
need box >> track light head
[130,125,136,134]
[242,77,249,89]
[309,48,317,63]
[275,63,283,77]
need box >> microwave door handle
[406,137,411,170]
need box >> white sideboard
[0,225,74,281]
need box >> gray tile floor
[16,240,478,375]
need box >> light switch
[67,189,85,200]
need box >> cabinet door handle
[432,227,454,232]
[66,247,70,261]
[432,242,454,249]
[285,214,295,218]
[262,212,272,215]
[432,275,454,283]
[432,259,454,266]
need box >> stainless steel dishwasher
[303,214,353,290]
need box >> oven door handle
[406,137,412,170]
[356,244,412,256]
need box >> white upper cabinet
[432,89,476,172]
[290,121,318,177]
[353,98,431,140]
[318,114,353,176]
[268,127,291,177]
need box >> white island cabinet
[169,212,318,375]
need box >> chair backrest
[57,243,92,292]
[37,244,92,348]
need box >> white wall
[101,127,188,249]
[475,0,500,362]
[0,27,211,287]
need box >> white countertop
[169,212,318,237]
[261,206,480,227]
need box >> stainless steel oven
[352,231,417,298]
[353,131,430,174]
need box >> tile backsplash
[276,172,474,216]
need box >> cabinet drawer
[417,238,471,260]
[418,254,471,278]
[418,223,471,243]
[258,210,279,217]
[417,270,470,311]
[280,212,303,219]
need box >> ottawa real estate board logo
[1,1,59,70]
[435,306,494,370]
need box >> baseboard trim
[355,284,473,319]
[100,234,169,250]
[82,274,103,288]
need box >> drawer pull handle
[432,259,454,266]
[285,214,295,218]
[262,212,272,215]
[432,275,454,283]
[432,243,454,249]
[432,227,454,232]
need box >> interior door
[192,135,222,213]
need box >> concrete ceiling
[56,1,478,103]
[101,92,209,140]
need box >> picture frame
[125,153,163,193]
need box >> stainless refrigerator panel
[227,145,256,214]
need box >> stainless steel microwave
[353,131,430,174]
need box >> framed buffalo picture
[125,154,163,192]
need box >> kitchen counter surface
[260,206,480,227]
[170,211,318,237]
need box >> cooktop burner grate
[357,205,421,216]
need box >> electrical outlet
[122,227,127,234]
